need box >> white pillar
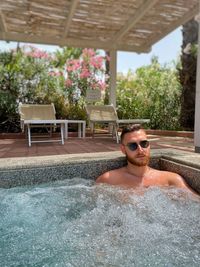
[194,14,200,152]
[109,50,117,107]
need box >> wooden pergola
[0,0,200,151]
[0,0,198,52]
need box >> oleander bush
[0,46,105,132]
[0,46,182,132]
[0,46,65,132]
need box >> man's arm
[168,172,198,195]
[168,173,188,188]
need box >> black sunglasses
[123,140,150,151]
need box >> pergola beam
[113,0,159,42]
[63,0,79,38]
[0,31,149,52]
[0,11,6,32]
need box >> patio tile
[0,134,195,159]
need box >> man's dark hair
[120,124,144,142]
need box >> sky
[117,27,182,73]
[0,27,182,74]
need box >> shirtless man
[96,124,193,192]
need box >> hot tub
[0,149,200,266]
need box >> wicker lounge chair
[85,104,150,143]
[19,103,66,146]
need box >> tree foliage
[0,45,182,132]
[179,19,198,130]
[117,57,181,130]
[0,46,66,132]
[0,45,106,132]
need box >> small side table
[65,120,86,139]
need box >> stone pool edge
[0,148,200,193]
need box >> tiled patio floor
[0,133,195,159]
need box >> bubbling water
[0,178,200,267]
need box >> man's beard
[125,153,150,166]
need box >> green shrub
[117,58,181,130]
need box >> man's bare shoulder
[96,167,126,184]
[154,169,190,188]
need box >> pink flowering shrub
[65,48,109,103]
[20,45,53,60]
[10,45,65,110]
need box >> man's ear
[120,144,126,155]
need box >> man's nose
[137,144,144,151]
